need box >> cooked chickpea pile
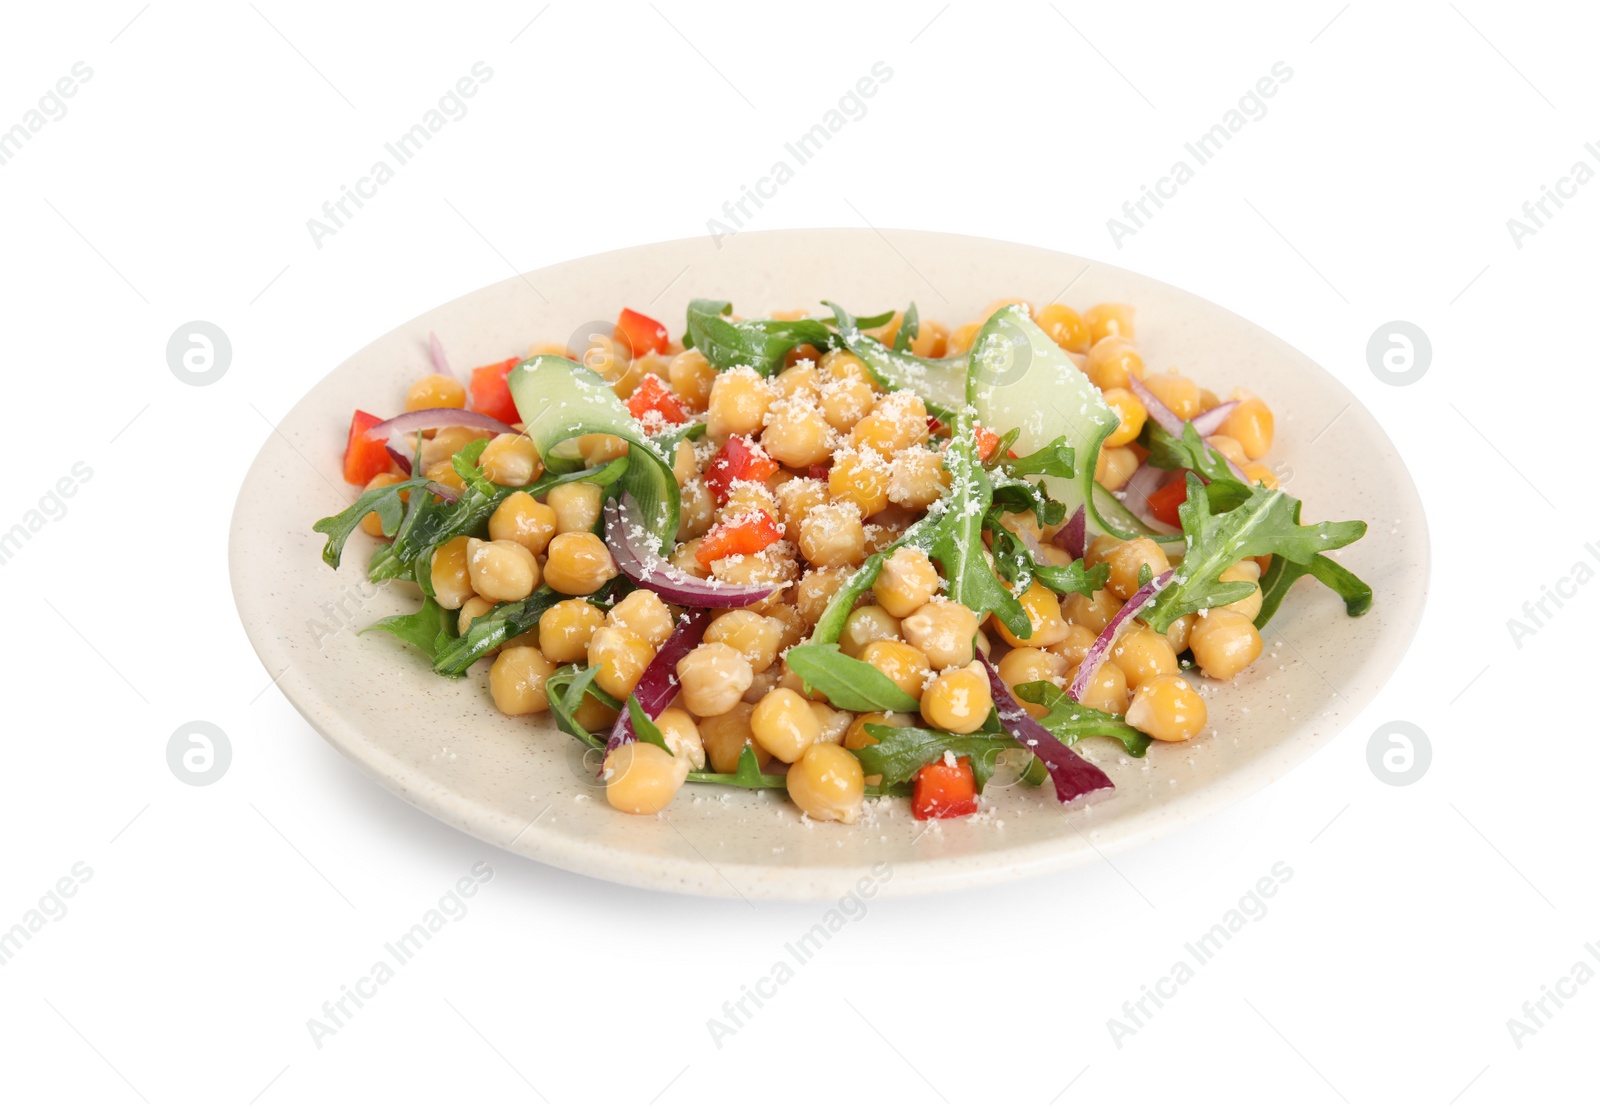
[351,298,1283,826]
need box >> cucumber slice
[824,301,967,420]
[967,305,1178,545]
[507,356,680,551]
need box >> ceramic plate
[229,229,1429,899]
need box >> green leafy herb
[891,302,920,353]
[930,420,1031,637]
[430,585,583,676]
[809,511,944,644]
[1142,473,1367,632]
[683,299,834,376]
[687,743,788,789]
[1000,436,1077,481]
[313,476,432,568]
[546,664,620,749]
[823,301,968,418]
[626,696,675,754]
[783,643,920,713]
[858,725,1031,791]
[1013,681,1153,757]
[987,514,1108,599]
[1256,552,1373,626]
[362,595,454,658]
[1140,423,1251,511]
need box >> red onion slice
[428,330,468,388]
[1119,463,1165,521]
[605,608,712,755]
[425,481,461,503]
[364,408,516,443]
[1126,373,1184,437]
[1190,399,1239,437]
[1068,569,1174,702]
[978,656,1114,805]
[1052,505,1086,559]
[385,446,413,476]
[602,496,790,607]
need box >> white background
[0,1,1592,1106]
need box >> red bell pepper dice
[343,410,391,485]
[615,307,670,358]
[912,755,979,820]
[469,357,522,425]
[695,510,783,567]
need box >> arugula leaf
[1139,423,1251,511]
[930,420,1031,637]
[851,308,897,329]
[858,725,1028,792]
[783,643,920,713]
[362,595,454,657]
[313,476,432,568]
[990,475,1066,530]
[626,696,675,754]
[430,585,581,676]
[687,743,788,789]
[1256,552,1373,626]
[823,301,968,419]
[1143,473,1367,632]
[1014,681,1153,757]
[1000,436,1077,481]
[891,302,920,353]
[546,664,620,749]
[683,299,834,376]
[808,511,944,644]
[987,515,1108,599]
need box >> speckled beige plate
[229,229,1428,899]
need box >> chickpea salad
[313,297,1372,825]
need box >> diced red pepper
[469,356,521,425]
[805,462,831,481]
[974,425,1001,461]
[343,410,391,485]
[1145,473,1191,527]
[912,756,978,820]
[704,436,779,504]
[615,307,670,358]
[625,373,687,425]
[695,510,783,567]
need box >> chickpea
[538,599,607,663]
[1217,561,1263,621]
[839,605,901,658]
[784,570,842,628]
[773,364,822,402]
[546,481,604,534]
[762,397,833,468]
[573,691,620,734]
[900,600,980,669]
[587,625,654,700]
[819,376,876,433]
[1189,609,1263,680]
[1095,445,1140,491]
[751,688,823,763]
[711,547,795,589]
[1125,674,1207,742]
[406,373,466,411]
[417,426,487,470]
[1243,462,1279,489]
[1048,623,1098,668]
[849,392,928,458]
[1206,435,1248,468]
[1063,660,1130,715]
[720,478,778,523]
[1084,533,1120,569]
[808,702,853,746]
[765,603,808,651]
[466,538,539,603]
[543,532,618,595]
[828,448,891,518]
[819,349,872,387]
[577,434,629,467]
[678,479,714,541]
[707,367,772,439]
[488,645,555,714]
[670,539,709,579]
[1035,303,1091,353]
[671,439,698,486]
[478,434,541,486]
[1219,395,1275,459]
[1065,588,1122,634]
[1104,538,1172,600]
[1085,335,1144,391]
[786,744,865,824]
[489,491,557,555]
[1163,612,1197,655]
[1110,626,1180,688]
[997,647,1067,717]
[861,640,930,700]
[1101,388,1148,448]
[430,535,474,609]
[888,446,947,510]
[668,348,716,410]
[995,581,1069,649]
[844,711,913,751]
[773,477,827,539]
[798,502,866,568]
[677,642,755,716]
[603,741,689,815]
[425,460,466,494]
[655,707,705,771]
[705,609,783,672]
[359,472,406,537]
[607,589,675,646]
[1084,302,1135,344]
[700,703,767,773]
[908,319,949,359]
[921,662,993,734]
[869,546,936,618]
[1140,372,1200,421]
[946,321,981,356]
